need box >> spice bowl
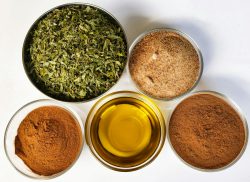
[22,3,128,102]
[4,99,84,179]
[167,90,248,171]
[128,28,203,101]
[85,91,166,171]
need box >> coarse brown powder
[15,106,83,176]
[129,30,201,99]
[169,94,246,169]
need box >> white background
[1,0,250,181]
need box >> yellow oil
[90,97,161,168]
[99,104,152,157]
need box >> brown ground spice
[169,94,246,169]
[15,106,82,176]
[129,30,200,99]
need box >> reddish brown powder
[15,106,83,176]
[169,94,246,169]
[129,30,200,99]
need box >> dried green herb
[25,5,127,101]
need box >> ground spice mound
[169,94,246,169]
[129,30,200,99]
[15,106,83,176]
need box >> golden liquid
[90,97,161,168]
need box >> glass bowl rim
[166,90,249,172]
[4,99,84,179]
[85,90,166,171]
[127,27,204,102]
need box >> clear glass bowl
[4,99,84,179]
[128,28,203,101]
[167,90,248,171]
[85,91,166,171]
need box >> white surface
[0,0,250,181]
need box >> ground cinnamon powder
[169,94,246,169]
[15,106,83,176]
[129,30,200,99]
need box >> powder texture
[15,106,82,176]
[169,94,245,169]
[129,31,200,99]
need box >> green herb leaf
[26,5,127,101]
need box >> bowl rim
[127,27,204,101]
[85,90,166,171]
[22,2,129,103]
[166,90,249,172]
[4,99,84,179]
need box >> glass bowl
[85,91,166,171]
[128,28,203,102]
[167,90,248,171]
[4,99,84,179]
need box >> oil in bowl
[85,91,166,171]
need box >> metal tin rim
[167,90,248,172]
[127,28,204,101]
[22,3,129,103]
[85,90,166,171]
[4,99,84,179]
